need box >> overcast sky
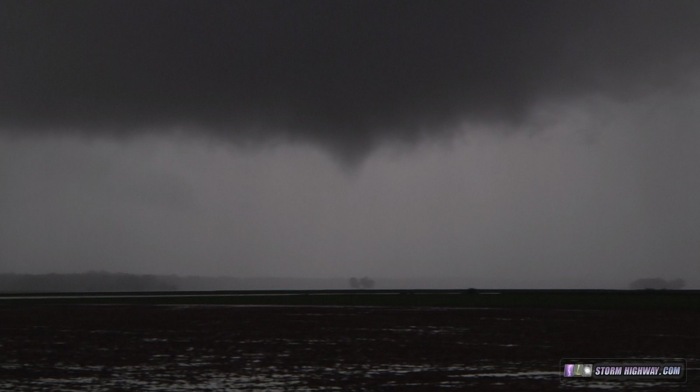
[1,1,699,288]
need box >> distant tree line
[0,271,177,292]
[629,277,685,290]
[349,276,375,289]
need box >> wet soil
[1,305,698,391]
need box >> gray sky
[1,1,699,288]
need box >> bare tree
[349,277,360,289]
[359,276,375,289]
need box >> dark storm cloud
[2,0,700,162]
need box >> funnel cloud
[2,1,700,161]
[1,1,700,288]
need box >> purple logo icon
[564,364,593,377]
[564,364,575,377]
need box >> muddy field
[1,304,698,391]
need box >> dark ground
[0,304,698,391]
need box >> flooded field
[1,304,698,391]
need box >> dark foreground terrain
[1,300,698,391]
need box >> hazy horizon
[2,1,699,289]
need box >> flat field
[1,290,698,391]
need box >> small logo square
[564,364,593,377]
